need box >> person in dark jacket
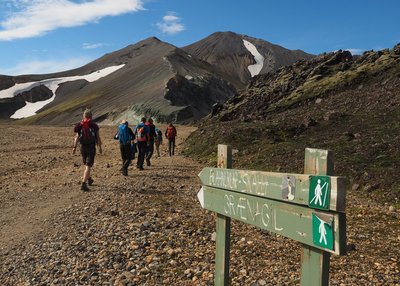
[72,109,102,191]
[134,117,150,170]
[145,118,157,166]
[165,122,177,156]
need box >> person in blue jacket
[114,120,134,176]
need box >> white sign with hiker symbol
[308,175,331,210]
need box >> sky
[0,0,399,76]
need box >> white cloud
[0,57,92,75]
[157,12,185,35]
[83,42,107,49]
[0,0,144,41]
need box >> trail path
[0,125,398,285]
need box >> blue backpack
[118,124,131,144]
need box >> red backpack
[166,126,176,139]
[79,118,96,145]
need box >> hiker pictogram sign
[312,213,334,250]
[309,175,331,210]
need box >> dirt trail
[0,124,197,250]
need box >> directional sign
[198,167,347,212]
[198,186,346,255]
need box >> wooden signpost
[197,145,347,286]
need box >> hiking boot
[138,166,144,171]
[121,167,128,176]
[81,182,89,192]
[146,158,151,166]
[88,177,94,186]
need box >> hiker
[145,118,157,166]
[155,128,163,157]
[134,117,150,170]
[72,109,102,192]
[114,120,135,176]
[165,122,177,156]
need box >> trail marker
[197,145,347,286]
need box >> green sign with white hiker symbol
[309,175,331,210]
[312,213,334,250]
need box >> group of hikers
[72,109,177,192]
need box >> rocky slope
[185,44,400,196]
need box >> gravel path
[0,125,398,285]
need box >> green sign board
[312,213,334,250]
[198,167,346,212]
[198,186,346,255]
[309,176,331,210]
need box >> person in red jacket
[165,122,177,156]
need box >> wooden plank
[214,144,232,286]
[198,167,347,212]
[215,213,230,286]
[300,148,343,286]
[199,185,345,255]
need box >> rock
[347,243,357,251]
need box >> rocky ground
[0,125,398,286]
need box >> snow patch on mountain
[243,39,264,77]
[8,65,125,119]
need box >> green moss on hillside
[16,93,102,125]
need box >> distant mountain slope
[0,37,236,125]
[0,32,313,125]
[183,31,314,89]
[185,44,400,196]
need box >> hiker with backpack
[72,109,102,192]
[155,128,163,157]
[145,118,157,166]
[134,117,150,170]
[165,122,177,156]
[114,120,135,176]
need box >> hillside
[0,32,312,125]
[185,44,400,198]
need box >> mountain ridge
[0,31,313,125]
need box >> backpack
[157,130,163,142]
[118,124,131,145]
[79,119,96,145]
[166,126,176,139]
[136,125,147,142]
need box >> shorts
[81,145,96,167]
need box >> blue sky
[0,0,399,76]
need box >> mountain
[183,31,314,89]
[0,32,312,125]
[184,44,400,196]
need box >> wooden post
[215,144,232,286]
[300,148,333,286]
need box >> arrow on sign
[197,187,204,208]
